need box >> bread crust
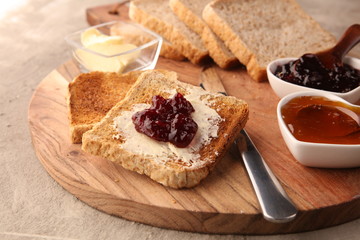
[159,43,187,61]
[129,0,209,65]
[82,70,249,188]
[203,0,336,82]
[170,0,239,69]
[201,27,240,69]
[69,124,94,144]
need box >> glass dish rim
[64,20,163,58]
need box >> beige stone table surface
[0,0,359,239]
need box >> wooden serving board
[28,3,360,235]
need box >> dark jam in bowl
[132,93,198,148]
[275,54,360,93]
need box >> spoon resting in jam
[314,24,360,69]
[275,25,360,93]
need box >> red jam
[275,54,360,93]
[132,93,198,148]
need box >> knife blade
[200,66,297,223]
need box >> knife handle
[239,129,297,223]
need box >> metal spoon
[200,67,297,223]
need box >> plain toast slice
[202,0,336,81]
[169,0,239,69]
[129,0,209,65]
[67,71,141,143]
[82,70,249,188]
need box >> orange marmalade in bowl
[280,95,360,144]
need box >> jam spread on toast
[132,93,198,148]
[275,54,360,93]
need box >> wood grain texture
[27,3,360,235]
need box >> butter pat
[76,28,140,73]
[80,28,124,47]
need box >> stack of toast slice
[169,0,239,69]
[127,0,336,81]
[129,0,210,65]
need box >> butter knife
[200,67,297,223]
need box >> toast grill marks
[82,70,249,188]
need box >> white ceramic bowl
[65,21,163,74]
[277,91,360,168]
[267,56,360,104]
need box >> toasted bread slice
[82,70,249,188]
[169,0,239,69]
[129,0,209,65]
[202,0,336,81]
[67,71,141,143]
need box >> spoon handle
[332,24,360,60]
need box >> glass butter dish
[65,21,163,74]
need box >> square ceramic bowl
[65,21,163,74]
[267,56,360,104]
[277,91,360,168]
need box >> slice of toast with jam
[81,70,249,188]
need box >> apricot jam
[132,93,198,148]
[275,54,360,93]
[281,96,360,144]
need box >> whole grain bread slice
[67,71,141,143]
[82,69,249,188]
[202,0,337,82]
[129,0,209,65]
[169,0,239,69]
